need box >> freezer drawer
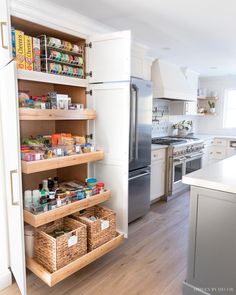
[128,168,150,223]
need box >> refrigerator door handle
[130,84,136,162]
[129,171,150,181]
[133,85,139,161]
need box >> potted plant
[172,120,192,136]
[208,101,216,113]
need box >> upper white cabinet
[0,0,12,69]
[88,31,131,83]
[131,43,153,80]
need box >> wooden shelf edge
[21,150,104,174]
[197,96,218,100]
[17,69,88,88]
[26,232,124,287]
[24,190,111,227]
[19,108,96,121]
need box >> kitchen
[1,0,236,295]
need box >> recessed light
[161,47,171,50]
[209,66,217,69]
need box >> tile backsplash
[152,99,198,138]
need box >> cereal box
[11,27,16,58]
[33,37,41,72]
[15,30,25,69]
[24,35,33,71]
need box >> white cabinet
[150,149,166,201]
[88,82,130,235]
[0,0,11,69]
[169,101,197,116]
[131,43,153,80]
[88,31,131,83]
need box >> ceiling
[49,0,236,76]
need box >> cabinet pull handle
[10,169,19,206]
[0,22,8,49]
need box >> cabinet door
[0,0,12,69]
[150,160,165,201]
[87,31,131,83]
[87,82,130,236]
[0,61,26,295]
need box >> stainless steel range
[152,136,204,198]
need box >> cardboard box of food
[15,30,25,69]
[24,35,33,71]
[33,37,41,72]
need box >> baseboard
[183,281,211,295]
[0,269,12,291]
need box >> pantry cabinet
[0,11,131,295]
[0,0,12,69]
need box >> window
[223,89,236,128]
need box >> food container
[96,182,105,194]
[34,217,87,272]
[24,225,34,258]
[86,178,97,188]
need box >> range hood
[151,59,198,101]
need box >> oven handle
[173,156,186,162]
[185,152,204,159]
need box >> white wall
[198,76,236,135]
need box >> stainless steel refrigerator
[128,77,152,223]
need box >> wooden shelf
[197,96,218,100]
[26,232,124,287]
[24,190,111,227]
[197,112,217,116]
[17,69,88,87]
[21,151,104,174]
[19,108,96,120]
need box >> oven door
[185,152,203,175]
[172,156,186,194]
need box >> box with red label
[24,35,33,71]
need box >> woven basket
[34,217,87,272]
[72,205,116,251]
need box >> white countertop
[195,134,236,141]
[151,144,168,150]
[183,155,236,194]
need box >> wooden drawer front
[151,149,166,161]
[213,138,227,147]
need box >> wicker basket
[34,217,87,272]
[72,205,116,251]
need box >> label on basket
[101,219,109,230]
[67,233,78,247]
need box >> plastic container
[24,225,34,258]
[86,178,97,188]
[24,190,32,209]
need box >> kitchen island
[182,156,236,295]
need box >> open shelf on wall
[197,96,218,100]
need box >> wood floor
[1,192,190,295]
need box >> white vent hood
[151,59,198,101]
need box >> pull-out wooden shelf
[21,150,104,174]
[17,69,88,87]
[19,108,96,120]
[26,232,124,287]
[24,190,111,227]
